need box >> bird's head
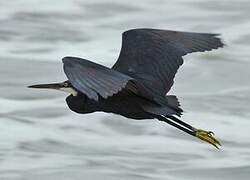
[28,81,78,96]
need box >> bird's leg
[162,115,221,149]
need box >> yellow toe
[195,129,221,149]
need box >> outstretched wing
[63,57,133,101]
[112,28,224,98]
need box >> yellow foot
[195,129,221,149]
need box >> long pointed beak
[28,83,63,90]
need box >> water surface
[0,0,250,179]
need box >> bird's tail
[165,95,183,116]
[142,96,183,118]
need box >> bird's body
[66,87,183,120]
[29,28,224,148]
[66,90,154,119]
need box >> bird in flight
[29,28,224,149]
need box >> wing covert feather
[63,57,133,101]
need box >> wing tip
[206,33,225,48]
[184,33,225,55]
[211,33,226,48]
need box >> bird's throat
[60,87,78,96]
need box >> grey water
[0,0,250,179]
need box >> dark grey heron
[29,28,224,148]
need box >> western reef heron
[29,28,224,148]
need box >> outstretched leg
[157,115,221,149]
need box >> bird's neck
[66,94,98,114]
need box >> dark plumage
[29,28,224,148]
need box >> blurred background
[0,0,250,179]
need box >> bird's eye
[63,82,68,87]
